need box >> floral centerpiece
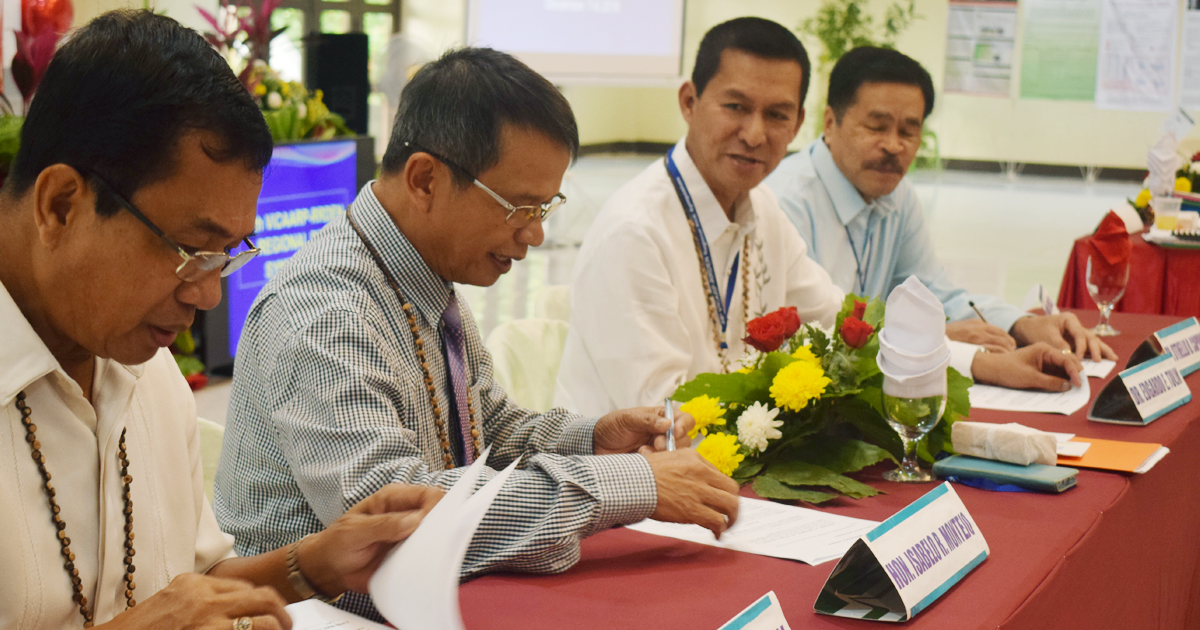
[673,296,972,503]
[244,62,353,142]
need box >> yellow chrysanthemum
[736,365,752,374]
[791,344,821,368]
[770,361,831,412]
[1177,177,1192,193]
[280,82,291,97]
[1135,188,1152,208]
[696,432,745,476]
[680,395,726,438]
[253,83,267,96]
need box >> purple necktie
[441,293,475,465]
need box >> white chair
[485,318,570,412]
[197,417,225,502]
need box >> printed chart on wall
[1180,2,1200,110]
[944,0,1017,97]
[1095,0,1178,111]
[1019,0,1102,100]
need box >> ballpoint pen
[968,300,988,324]
[664,398,676,451]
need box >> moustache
[862,156,906,174]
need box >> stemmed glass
[1085,255,1129,337]
[881,376,947,483]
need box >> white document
[944,0,1017,97]
[288,447,519,630]
[1095,0,1178,111]
[1134,446,1171,473]
[1181,7,1200,109]
[625,496,879,566]
[1046,431,1091,456]
[1082,359,1116,379]
[1020,283,1060,315]
[288,600,391,630]
[969,376,1091,415]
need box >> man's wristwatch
[286,535,345,604]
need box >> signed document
[626,497,879,565]
[969,377,1091,415]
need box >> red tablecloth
[460,311,1200,630]
[1058,232,1200,317]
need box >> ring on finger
[233,617,253,630]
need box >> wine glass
[881,375,947,483]
[1085,255,1129,337]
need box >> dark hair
[692,17,812,109]
[6,10,273,215]
[827,47,935,122]
[381,47,579,185]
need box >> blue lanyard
[665,148,739,345]
[844,216,874,296]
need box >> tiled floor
[197,155,1136,425]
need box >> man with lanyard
[0,11,443,630]
[216,47,740,622]
[556,19,1088,417]
[766,46,1116,366]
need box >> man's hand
[99,573,292,630]
[946,319,1017,353]
[971,342,1084,392]
[299,484,444,595]
[1010,313,1117,361]
[594,406,694,454]
[641,449,740,538]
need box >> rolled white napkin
[951,421,1057,466]
[1147,133,1183,196]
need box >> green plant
[801,0,919,72]
[246,62,353,142]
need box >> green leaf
[840,394,904,460]
[764,461,880,499]
[794,437,896,473]
[732,460,764,479]
[752,476,837,503]
[945,367,972,422]
[174,354,205,377]
[173,328,196,355]
[673,372,756,405]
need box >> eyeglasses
[90,176,260,282]
[405,142,567,228]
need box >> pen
[664,398,676,451]
[968,300,988,324]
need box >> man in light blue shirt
[767,47,1114,361]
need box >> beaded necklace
[346,208,481,468]
[684,228,752,373]
[15,391,136,628]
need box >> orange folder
[1056,437,1164,473]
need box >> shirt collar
[671,138,755,248]
[810,138,873,227]
[349,182,453,327]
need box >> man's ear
[823,106,837,134]
[403,152,439,215]
[31,164,91,249]
[678,81,699,124]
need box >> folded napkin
[1087,211,1131,289]
[878,276,949,399]
[952,422,1057,466]
[1147,133,1183,196]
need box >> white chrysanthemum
[1191,161,1200,174]
[736,401,783,453]
[266,91,283,109]
[297,102,307,119]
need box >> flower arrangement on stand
[673,296,972,503]
[244,62,352,142]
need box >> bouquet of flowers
[245,62,353,142]
[673,296,972,503]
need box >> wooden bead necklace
[15,391,136,628]
[346,208,481,468]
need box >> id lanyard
[665,147,739,347]
[844,217,874,296]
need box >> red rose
[840,316,875,349]
[743,306,802,353]
[185,372,209,391]
[851,300,867,320]
[1192,151,1200,163]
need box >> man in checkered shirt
[214,47,740,620]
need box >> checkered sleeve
[265,304,657,579]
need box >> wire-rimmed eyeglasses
[90,176,260,282]
[404,142,567,228]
